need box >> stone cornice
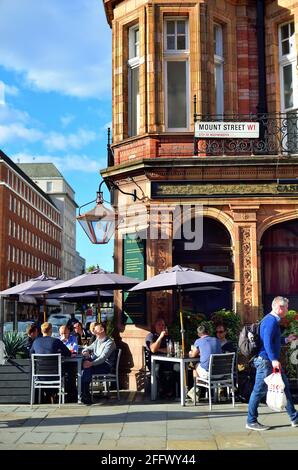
[101,156,298,180]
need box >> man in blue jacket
[246,296,298,431]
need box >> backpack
[238,322,262,360]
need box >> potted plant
[0,332,31,404]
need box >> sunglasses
[216,330,225,334]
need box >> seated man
[30,322,71,357]
[30,322,71,403]
[59,325,78,354]
[24,323,39,358]
[145,317,177,399]
[187,323,222,401]
[81,322,116,405]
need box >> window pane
[167,21,175,34]
[177,21,185,34]
[215,63,224,116]
[167,61,187,128]
[177,36,186,50]
[290,22,294,36]
[282,40,289,55]
[167,36,175,50]
[281,24,289,40]
[130,67,140,136]
[283,64,293,109]
[134,29,139,57]
[214,24,223,56]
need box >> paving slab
[0,430,25,444]
[17,431,50,444]
[45,432,75,445]
[72,432,102,445]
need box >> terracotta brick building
[102,0,298,389]
[0,150,62,291]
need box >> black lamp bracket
[78,178,145,215]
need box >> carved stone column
[231,205,260,323]
[147,208,173,326]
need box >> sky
[0,0,114,271]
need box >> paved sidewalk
[0,393,297,450]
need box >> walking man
[246,296,298,431]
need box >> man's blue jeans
[247,356,298,424]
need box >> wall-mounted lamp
[77,179,143,244]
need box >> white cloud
[0,123,43,143]
[0,0,111,99]
[44,128,96,151]
[60,114,75,128]
[12,152,101,173]
[0,82,4,106]
[0,81,19,106]
[0,104,31,124]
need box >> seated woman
[145,317,176,399]
[215,324,236,353]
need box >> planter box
[0,358,31,404]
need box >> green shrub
[3,331,27,359]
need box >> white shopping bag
[264,371,287,412]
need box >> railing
[194,111,298,157]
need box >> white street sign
[195,121,259,138]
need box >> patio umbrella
[46,268,139,322]
[129,265,234,357]
[0,273,64,322]
[55,290,113,304]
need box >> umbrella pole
[43,294,47,323]
[178,288,188,396]
[97,289,101,323]
[179,289,185,357]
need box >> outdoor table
[151,355,199,406]
[63,355,83,403]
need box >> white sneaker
[187,387,195,401]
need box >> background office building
[18,163,80,281]
[0,151,62,291]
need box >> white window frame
[164,17,190,131]
[214,23,224,117]
[128,24,140,137]
[279,21,297,112]
[164,18,189,53]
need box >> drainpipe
[256,0,267,115]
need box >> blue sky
[0,0,114,271]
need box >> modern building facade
[102,0,298,389]
[0,151,62,291]
[75,250,86,276]
[18,163,79,281]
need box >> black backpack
[238,322,262,360]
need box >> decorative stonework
[149,238,172,324]
[151,182,298,198]
[239,227,253,323]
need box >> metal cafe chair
[91,348,122,400]
[30,353,65,407]
[194,352,236,410]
